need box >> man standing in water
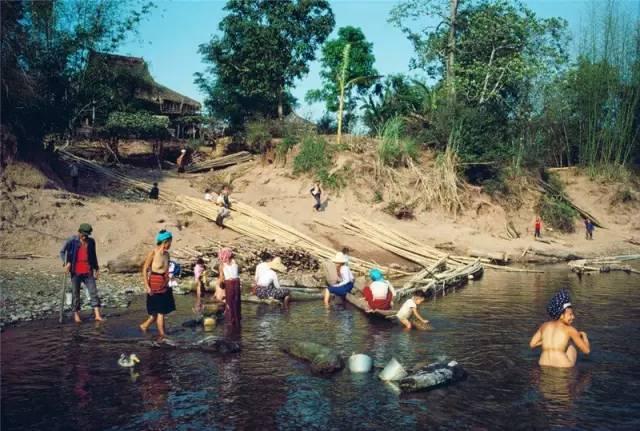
[529,289,590,367]
[60,223,104,323]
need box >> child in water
[396,293,429,329]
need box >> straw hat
[268,257,287,273]
[332,252,348,264]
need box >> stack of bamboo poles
[342,216,541,273]
[59,150,406,278]
[184,151,253,173]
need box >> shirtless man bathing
[529,289,591,368]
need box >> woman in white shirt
[254,256,291,306]
[324,252,354,305]
[363,268,395,310]
[218,247,241,326]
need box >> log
[399,360,467,392]
[281,341,344,374]
[467,249,509,265]
[141,336,241,354]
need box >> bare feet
[139,324,148,332]
[74,313,82,323]
[95,315,105,322]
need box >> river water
[2,268,639,430]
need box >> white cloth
[70,165,78,177]
[397,298,417,320]
[222,262,239,280]
[370,280,395,300]
[333,264,354,287]
[204,193,213,202]
[255,266,280,289]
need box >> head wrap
[156,230,173,243]
[78,223,93,235]
[218,247,233,264]
[547,289,572,319]
[369,268,383,282]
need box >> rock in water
[282,341,344,374]
[141,336,241,354]
[399,361,466,392]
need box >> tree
[1,0,154,157]
[196,0,334,127]
[306,26,378,134]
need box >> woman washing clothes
[140,230,176,339]
[529,289,591,368]
[254,256,291,307]
[363,268,395,310]
[324,252,354,305]
[218,247,241,326]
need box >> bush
[245,120,273,153]
[537,195,577,233]
[377,117,419,167]
[293,135,332,174]
[275,136,298,164]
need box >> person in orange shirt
[534,216,542,238]
[60,223,104,323]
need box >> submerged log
[281,341,344,374]
[345,293,396,320]
[141,336,241,354]
[399,361,467,392]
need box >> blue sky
[118,0,638,120]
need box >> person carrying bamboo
[59,223,104,323]
[215,186,232,228]
[310,182,322,211]
[140,230,176,339]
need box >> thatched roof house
[89,52,201,116]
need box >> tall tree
[1,0,154,156]
[196,0,334,127]
[306,26,377,134]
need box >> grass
[292,135,344,190]
[537,194,578,233]
[377,117,418,167]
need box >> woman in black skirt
[139,230,176,338]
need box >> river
[2,267,639,430]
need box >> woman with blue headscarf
[363,268,395,310]
[140,229,176,338]
[529,289,591,368]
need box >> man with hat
[60,223,104,323]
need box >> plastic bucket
[379,357,408,381]
[348,354,373,373]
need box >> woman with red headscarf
[218,247,241,326]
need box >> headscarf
[218,247,233,264]
[369,268,383,282]
[156,230,173,243]
[547,289,572,320]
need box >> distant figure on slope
[149,182,159,200]
[70,162,79,192]
[140,230,176,339]
[324,252,354,305]
[363,268,395,311]
[310,182,322,211]
[534,216,542,238]
[215,186,232,228]
[176,149,187,173]
[204,188,214,202]
[584,218,594,240]
[60,223,104,323]
[529,289,590,368]
[396,293,429,330]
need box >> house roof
[90,52,201,110]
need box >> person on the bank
[176,149,187,173]
[534,216,542,238]
[254,256,291,306]
[584,218,594,240]
[529,289,590,368]
[324,252,354,305]
[396,293,428,329]
[140,230,176,338]
[70,162,79,192]
[149,182,159,200]
[218,247,241,326]
[204,188,214,202]
[60,223,104,323]
[215,186,232,228]
[363,268,395,310]
[310,182,322,211]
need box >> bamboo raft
[184,151,253,173]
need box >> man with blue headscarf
[529,289,591,368]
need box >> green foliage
[537,195,577,233]
[293,135,332,174]
[276,136,298,163]
[196,0,335,128]
[373,190,383,203]
[102,112,170,139]
[1,0,155,156]
[245,120,273,154]
[377,117,419,167]
[306,26,377,132]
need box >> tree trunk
[277,86,284,119]
[446,0,458,101]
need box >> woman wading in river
[218,247,241,326]
[140,230,176,338]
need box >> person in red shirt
[60,223,104,323]
[534,216,542,238]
